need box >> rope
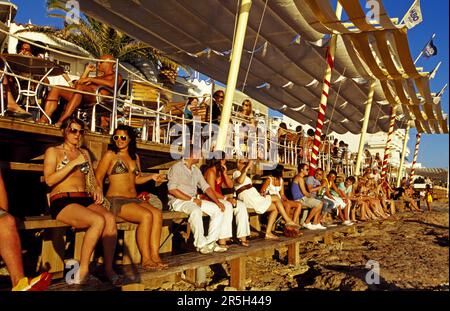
[241,0,269,93]
[325,67,346,135]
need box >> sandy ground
[149,202,449,291]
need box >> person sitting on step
[39,54,122,127]
[233,159,300,240]
[202,152,251,247]
[95,125,167,270]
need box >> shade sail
[77,0,447,134]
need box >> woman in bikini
[43,117,120,285]
[95,125,167,270]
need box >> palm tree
[16,0,179,87]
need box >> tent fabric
[78,0,447,134]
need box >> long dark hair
[204,151,226,178]
[109,125,137,160]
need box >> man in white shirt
[167,149,228,254]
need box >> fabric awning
[77,0,447,134]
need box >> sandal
[237,239,250,247]
[107,274,123,287]
[141,262,164,271]
[74,274,102,286]
[265,233,280,240]
[155,261,169,269]
[285,222,300,229]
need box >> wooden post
[38,228,66,279]
[287,242,300,265]
[185,267,207,287]
[123,228,141,265]
[74,231,85,262]
[323,231,333,245]
[230,257,246,290]
[249,214,261,233]
[159,224,172,254]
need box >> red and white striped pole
[380,107,397,179]
[309,48,334,176]
[409,133,421,185]
[308,3,342,176]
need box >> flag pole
[396,125,410,187]
[414,33,436,65]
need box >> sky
[9,0,449,168]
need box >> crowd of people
[0,42,436,292]
[0,115,433,290]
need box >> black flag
[423,39,438,58]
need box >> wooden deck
[44,225,350,291]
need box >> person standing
[425,184,433,212]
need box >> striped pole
[409,133,422,185]
[396,125,410,187]
[308,3,342,176]
[380,107,397,179]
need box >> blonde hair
[240,99,253,116]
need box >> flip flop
[237,239,250,247]
[140,262,164,271]
[107,274,123,287]
[74,274,102,286]
[155,261,169,268]
[265,234,280,240]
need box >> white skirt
[237,187,272,214]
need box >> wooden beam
[230,257,246,290]
[0,161,44,171]
[287,242,300,265]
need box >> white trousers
[171,199,224,248]
[331,195,347,209]
[219,199,251,239]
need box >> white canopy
[77,0,448,134]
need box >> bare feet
[151,255,168,268]
[265,233,280,240]
[238,239,249,247]
[38,116,50,124]
[141,260,162,271]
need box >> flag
[423,39,438,58]
[429,61,442,79]
[403,0,423,29]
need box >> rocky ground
[149,202,449,291]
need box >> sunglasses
[68,127,85,135]
[113,135,128,141]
